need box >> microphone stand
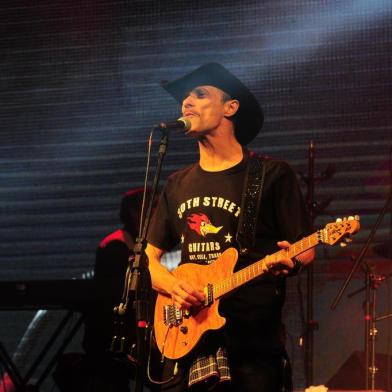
[330,187,392,390]
[299,141,334,386]
[304,140,316,386]
[112,126,170,392]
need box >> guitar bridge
[163,304,183,327]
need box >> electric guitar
[154,216,360,360]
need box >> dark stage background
[0,0,391,390]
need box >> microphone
[158,116,191,133]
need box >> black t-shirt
[147,153,311,351]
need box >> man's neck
[198,135,244,172]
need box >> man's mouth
[184,111,198,117]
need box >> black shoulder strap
[236,154,266,255]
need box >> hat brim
[162,63,263,145]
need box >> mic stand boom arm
[330,189,391,310]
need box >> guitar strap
[236,153,266,255]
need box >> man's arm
[145,243,205,309]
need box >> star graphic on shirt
[181,234,185,243]
[224,233,233,243]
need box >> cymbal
[373,240,392,258]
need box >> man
[146,63,315,391]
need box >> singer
[146,63,315,392]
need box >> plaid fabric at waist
[188,347,231,389]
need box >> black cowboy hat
[162,63,264,145]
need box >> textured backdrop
[0,0,391,390]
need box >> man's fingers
[179,281,205,301]
[172,294,193,309]
[279,258,294,269]
[171,280,205,309]
[266,251,294,276]
[277,240,291,249]
[270,268,289,276]
[172,288,196,308]
[178,288,201,305]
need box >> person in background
[83,187,147,360]
[54,187,154,392]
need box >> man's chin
[185,128,208,138]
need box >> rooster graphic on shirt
[187,213,223,237]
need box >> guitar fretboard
[213,231,321,299]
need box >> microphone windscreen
[177,116,192,132]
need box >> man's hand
[266,241,294,276]
[266,240,315,276]
[170,280,205,310]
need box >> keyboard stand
[0,310,85,391]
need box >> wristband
[288,257,303,276]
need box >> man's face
[181,85,232,135]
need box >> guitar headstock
[320,216,360,246]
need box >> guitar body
[154,247,239,360]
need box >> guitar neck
[213,231,320,299]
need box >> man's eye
[183,88,208,100]
[195,91,206,98]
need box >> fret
[213,231,321,299]
[212,229,340,300]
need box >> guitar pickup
[203,283,213,306]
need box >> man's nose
[182,94,194,110]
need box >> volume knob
[180,326,188,334]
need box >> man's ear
[224,99,240,118]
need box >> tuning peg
[345,237,353,243]
[336,218,342,223]
[340,242,347,247]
